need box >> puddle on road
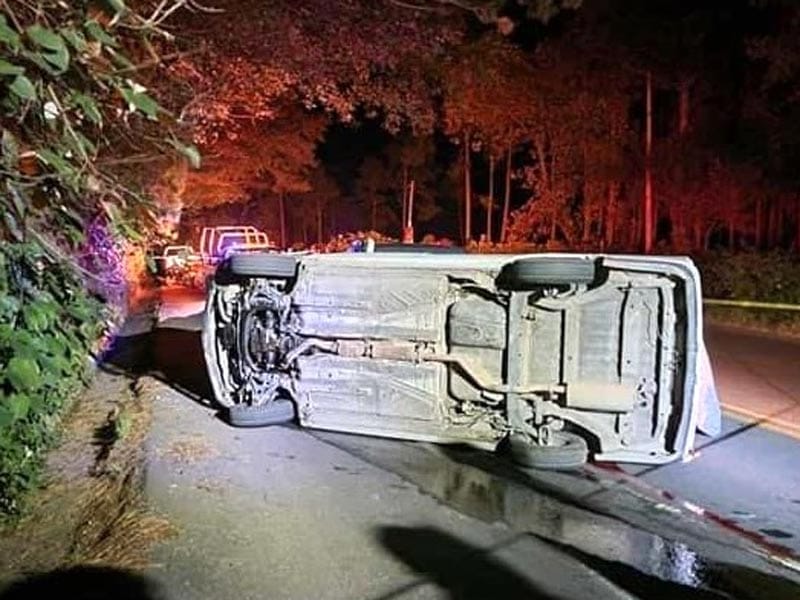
[315,432,800,599]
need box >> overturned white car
[202,250,720,469]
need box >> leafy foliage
[182,106,327,207]
[696,250,800,304]
[0,1,198,248]
[0,241,106,515]
[0,0,194,515]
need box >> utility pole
[501,146,512,243]
[279,191,287,249]
[464,131,472,244]
[403,179,415,243]
[486,154,495,242]
[644,71,654,253]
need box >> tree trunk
[693,221,703,252]
[704,224,714,251]
[501,146,512,243]
[316,198,323,245]
[767,201,775,248]
[728,215,735,250]
[581,209,591,244]
[464,131,472,243]
[279,192,287,249]
[794,195,800,252]
[644,71,654,253]
[486,154,495,242]
[371,196,377,231]
[604,183,616,249]
[755,197,763,249]
[678,78,690,136]
[401,165,408,230]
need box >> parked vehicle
[202,251,720,469]
[199,226,275,265]
[151,245,201,276]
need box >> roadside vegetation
[0,0,196,516]
[695,251,800,335]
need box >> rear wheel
[507,431,588,470]
[228,253,297,279]
[498,258,596,290]
[228,399,296,427]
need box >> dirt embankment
[0,369,175,585]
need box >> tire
[507,431,588,470]
[228,253,297,278]
[228,399,296,427]
[498,257,596,290]
[373,243,465,254]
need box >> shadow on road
[542,534,800,600]
[374,526,555,599]
[0,566,165,600]
[102,326,214,408]
[373,525,800,600]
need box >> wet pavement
[95,286,800,599]
[139,372,799,599]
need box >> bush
[0,241,106,515]
[694,251,800,303]
[694,251,800,333]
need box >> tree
[506,30,631,248]
[746,1,800,250]
[183,105,325,214]
[0,0,196,249]
[354,135,440,235]
[441,36,539,242]
[170,0,465,145]
[295,167,344,244]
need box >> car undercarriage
[203,252,708,469]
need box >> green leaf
[84,20,118,47]
[6,356,41,393]
[2,211,23,241]
[65,302,90,323]
[70,92,102,125]
[42,44,70,73]
[23,301,51,332]
[2,130,20,167]
[172,140,201,169]
[60,27,88,52]
[36,148,74,179]
[120,87,159,119]
[104,0,128,14]
[20,49,56,75]
[68,130,98,156]
[7,394,31,422]
[0,15,21,51]
[9,74,36,100]
[0,405,14,428]
[108,48,134,70]
[0,294,20,319]
[26,25,65,51]
[0,59,24,75]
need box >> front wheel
[497,257,596,290]
[228,399,296,428]
[506,431,588,470]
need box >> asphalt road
[111,287,800,599]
